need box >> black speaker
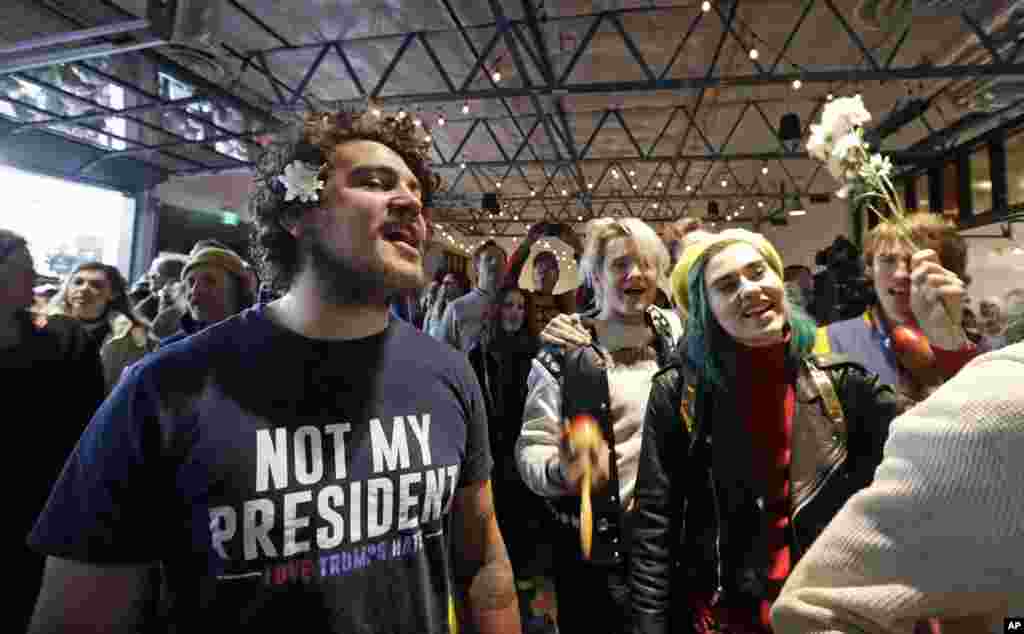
[482,192,499,212]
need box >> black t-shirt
[29,304,492,633]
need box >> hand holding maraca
[561,414,609,560]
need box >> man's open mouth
[382,225,420,250]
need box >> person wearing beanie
[159,245,256,347]
[630,229,903,633]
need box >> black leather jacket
[630,353,903,634]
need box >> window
[0,69,127,150]
[970,147,993,214]
[1007,129,1024,206]
[158,72,249,161]
[0,165,135,280]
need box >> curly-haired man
[26,110,519,633]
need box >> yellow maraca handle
[580,458,593,560]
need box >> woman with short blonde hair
[516,216,683,634]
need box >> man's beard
[302,229,425,306]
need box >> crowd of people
[4,105,1022,634]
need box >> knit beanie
[181,247,246,282]
[670,228,784,312]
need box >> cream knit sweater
[771,342,1024,634]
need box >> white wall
[749,200,852,272]
[960,224,1024,303]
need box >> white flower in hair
[277,160,325,203]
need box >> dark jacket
[630,353,903,634]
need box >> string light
[492,70,502,82]
[611,169,619,179]
[686,185,693,192]
[496,181,502,189]
[397,108,407,120]
[762,166,769,175]
[370,107,382,117]
[413,115,422,127]
[530,190,536,196]
[425,134,432,143]
[702,1,711,12]
[749,49,759,60]
[460,162,467,169]
[587,183,594,189]
[653,202,659,209]
[792,79,802,90]
[628,170,635,177]
[462,102,470,115]
[721,179,728,187]
[562,189,568,196]
[827,93,834,101]
[437,114,446,127]
[656,181,663,188]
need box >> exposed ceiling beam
[433,150,936,168]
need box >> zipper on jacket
[790,453,846,556]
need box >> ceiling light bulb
[578,216,583,221]
[632,184,638,190]
[762,166,769,175]
[653,203,659,209]
[460,163,466,169]
[587,183,594,189]
[562,189,568,196]
[758,201,764,207]
[530,190,536,196]
[462,103,470,114]
[495,182,502,188]
[686,185,693,192]
[702,1,711,12]
[792,79,802,90]
[629,170,635,176]
[437,116,445,126]
[721,179,728,187]
[425,135,432,142]
[612,170,619,179]
[749,48,759,60]
[492,71,501,82]
[656,181,663,188]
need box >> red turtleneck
[732,337,795,630]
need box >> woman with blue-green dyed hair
[630,229,904,634]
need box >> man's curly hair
[249,109,441,294]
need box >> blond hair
[578,217,670,308]
[863,212,968,281]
